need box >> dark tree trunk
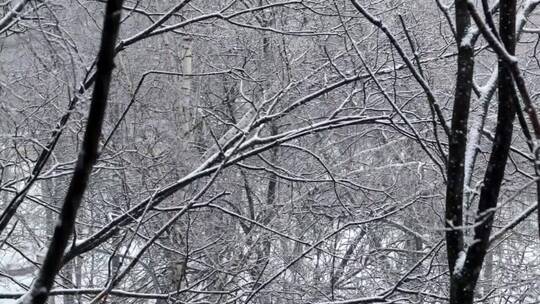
[19,1,124,303]
[448,1,517,303]
[445,0,474,298]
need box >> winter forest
[0,0,539,303]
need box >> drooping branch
[63,115,389,264]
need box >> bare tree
[1,1,539,303]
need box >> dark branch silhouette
[16,1,124,303]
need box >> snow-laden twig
[0,0,29,32]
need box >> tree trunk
[445,0,474,299]
[448,1,517,303]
